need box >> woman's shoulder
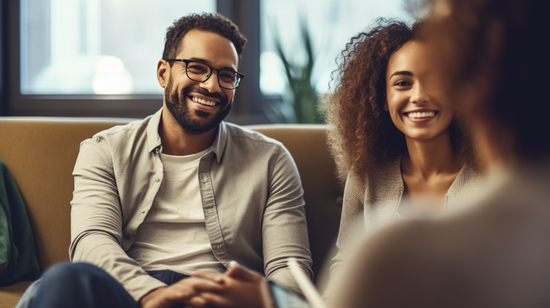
[453,162,487,191]
[344,156,404,212]
[446,162,488,212]
[348,156,402,188]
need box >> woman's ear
[384,103,389,111]
[157,59,169,88]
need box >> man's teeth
[408,111,435,119]
[192,96,216,107]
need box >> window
[5,0,221,117]
[1,0,411,120]
[260,0,411,95]
[21,0,216,95]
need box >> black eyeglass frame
[164,59,245,90]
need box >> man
[17,13,312,308]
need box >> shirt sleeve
[262,145,314,295]
[69,137,165,302]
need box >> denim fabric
[16,263,192,308]
[17,263,138,308]
[147,269,190,285]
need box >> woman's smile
[403,109,439,122]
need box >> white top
[127,147,226,274]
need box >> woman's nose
[410,84,430,104]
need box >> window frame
[0,0,267,121]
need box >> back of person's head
[162,13,247,62]
[425,0,550,162]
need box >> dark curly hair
[326,19,472,182]
[162,13,247,63]
[425,0,550,161]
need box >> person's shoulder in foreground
[335,160,550,308]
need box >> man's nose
[200,71,222,93]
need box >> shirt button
[155,178,160,182]
[141,210,146,214]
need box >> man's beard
[164,78,232,135]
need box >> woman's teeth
[408,111,435,119]
[192,96,216,107]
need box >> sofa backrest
[246,125,344,279]
[0,118,342,281]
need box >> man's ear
[157,59,169,88]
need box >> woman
[186,19,486,308]
[333,0,550,306]
[323,19,484,298]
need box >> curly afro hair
[326,18,472,183]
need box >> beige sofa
[0,117,343,308]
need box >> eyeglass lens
[186,61,240,89]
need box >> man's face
[160,29,239,135]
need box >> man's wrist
[139,286,165,307]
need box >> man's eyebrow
[188,57,210,64]
[188,57,237,71]
[389,71,413,78]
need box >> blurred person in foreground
[332,0,550,306]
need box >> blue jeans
[16,263,190,308]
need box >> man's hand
[190,263,271,308]
[139,276,224,308]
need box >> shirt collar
[146,107,228,164]
[146,108,163,153]
[210,121,228,164]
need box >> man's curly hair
[326,19,472,183]
[162,13,247,63]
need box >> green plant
[267,17,322,124]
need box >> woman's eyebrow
[390,71,413,78]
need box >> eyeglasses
[164,59,244,90]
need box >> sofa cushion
[0,281,33,308]
[0,118,343,307]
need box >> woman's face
[385,40,454,142]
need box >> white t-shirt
[127,148,226,274]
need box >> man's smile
[191,95,218,107]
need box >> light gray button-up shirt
[69,109,313,301]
